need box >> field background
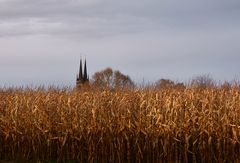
[0,86,240,162]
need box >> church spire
[84,59,88,81]
[76,57,89,86]
[79,57,83,80]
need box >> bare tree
[114,70,134,89]
[155,79,185,89]
[191,74,215,88]
[92,68,114,89]
[155,79,175,89]
[91,68,134,89]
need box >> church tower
[76,58,89,86]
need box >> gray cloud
[0,0,240,86]
[0,0,239,38]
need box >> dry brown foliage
[91,68,134,90]
[0,86,240,162]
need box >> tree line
[86,68,237,90]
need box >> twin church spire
[76,58,89,86]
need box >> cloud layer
[0,0,240,86]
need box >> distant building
[76,58,89,86]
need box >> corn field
[0,86,240,162]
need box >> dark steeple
[79,57,83,80]
[76,57,89,86]
[84,59,88,81]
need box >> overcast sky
[0,0,240,87]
